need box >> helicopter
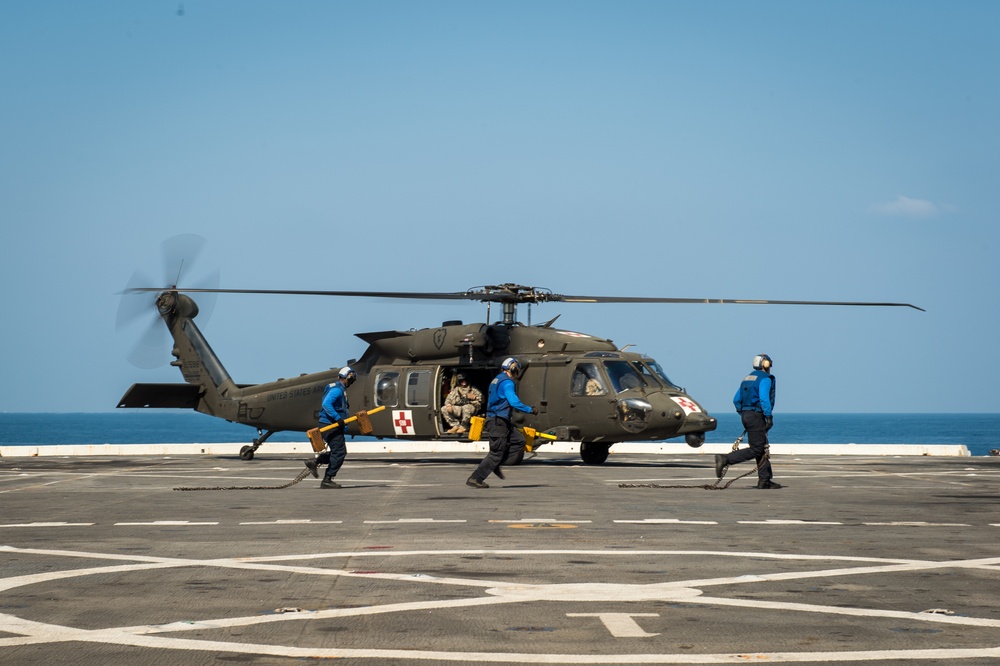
[117,266,924,465]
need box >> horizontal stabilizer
[117,383,202,409]
[355,330,412,344]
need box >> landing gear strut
[239,429,278,461]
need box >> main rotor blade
[124,287,481,300]
[549,294,926,311]
[121,286,924,312]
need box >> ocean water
[1,412,998,456]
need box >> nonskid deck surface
[2,452,999,665]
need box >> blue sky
[1,1,997,414]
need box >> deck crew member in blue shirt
[466,357,536,489]
[305,366,357,489]
[715,354,782,489]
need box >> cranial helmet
[752,354,773,372]
[501,357,522,377]
[339,366,357,386]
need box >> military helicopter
[117,250,923,465]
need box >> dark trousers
[316,428,347,480]
[725,411,773,483]
[472,416,525,481]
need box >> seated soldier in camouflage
[442,373,483,434]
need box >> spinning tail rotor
[116,234,220,368]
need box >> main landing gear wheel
[580,442,611,465]
[239,429,279,461]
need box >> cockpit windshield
[603,360,647,393]
[646,361,681,390]
[631,361,661,387]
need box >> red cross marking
[393,411,414,434]
[673,397,701,413]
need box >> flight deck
[2,448,999,664]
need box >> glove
[335,418,346,429]
[764,416,773,430]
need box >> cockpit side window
[603,360,647,393]
[647,361,681,390]
[571,363,607,397]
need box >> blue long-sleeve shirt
[487,373,533,418]
[319,380,350,425]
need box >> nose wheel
[685,432,706,448]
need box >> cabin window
[375,371,400,407]
[405,370,433,407]
[603,360,647,393]
[571,363,607,396]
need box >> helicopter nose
[616,397,653,433]
[616,393,716,439]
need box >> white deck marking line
[0,479,87,493]
[614,519,718,525]
[679,594,1000,628]
[3,546,1000,662]
[240,520,343,525]
[364,519,467,524]
[238,549,920,564]
[488,519,593,524]
[114,521,219,526]
[0,522,95,527]
[863,522,971,527]
[2,619,999,664]
[738,519,843,525]
[3,622,1000,663]
[566,613,660,638]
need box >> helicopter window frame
[646,360,682,390]
[571,363,608,397]
[405,369,433,407]
[603,360,648,393]
[374,371,400,407]
[631,361,661,387]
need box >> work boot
[320,479,341,489]
[493,466,505,480]
[756,480,783,489]
[714,454,729,479]
[304,460,319,479]
[466,476,489,489]
[456,426,468,434]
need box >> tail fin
[156,291,236,404]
